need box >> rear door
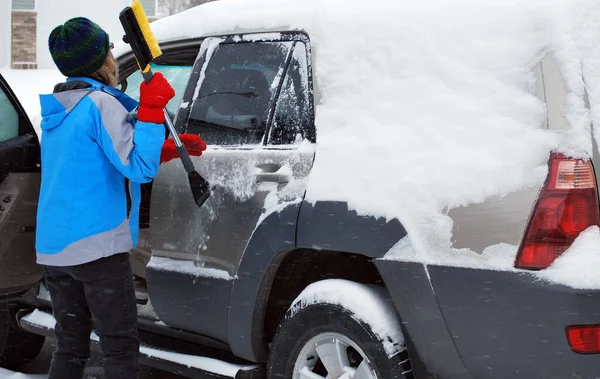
[0,74,43,300]
[147,33,315,341]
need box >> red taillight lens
[515,153,599,270]
[566,325,600,354]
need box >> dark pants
[44,253,139,379]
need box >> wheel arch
[227,200,407,362]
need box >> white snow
[148,256,236,280]
[383,236,520,271]
[0,369,46,379]
[22,309,56,330]
[537,226,600,290]
[36,283,51,302]
[290,279,405,358]
[0,68,64,136]
[192,38,224,104]
[140,346,256,377]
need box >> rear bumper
[376,260,600,379]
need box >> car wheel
[267,280,412,379]
[0,302,45,370]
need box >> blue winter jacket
[36,77,165,266]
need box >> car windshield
[188,41,294,145]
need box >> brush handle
[142,69,195,174]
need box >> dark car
[1,1,599,378]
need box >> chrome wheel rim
[293,332,378,379]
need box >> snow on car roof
[120,0,600,287]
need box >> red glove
[160,134,207,165]
[137,72,176,124]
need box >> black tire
[268,302,412,379]
[0,303,46,370]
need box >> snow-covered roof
[114,0,305,56]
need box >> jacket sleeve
[87,91,165,183]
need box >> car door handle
[256,173,290,183]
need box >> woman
[36,17,175,379]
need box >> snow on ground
[0,68,64,136]
[0,368,46,379]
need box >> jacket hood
[39,77,138,131]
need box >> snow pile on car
[119,0,600,286]
[537,226,600,290]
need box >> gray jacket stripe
[88,91,135,166]
[36,218,133,267]
[54,90,93,114]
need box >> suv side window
[268,41,312,145]
[186,41,295,146]
[0,87,19,143]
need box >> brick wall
[11,11,37,69]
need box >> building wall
[36,0,132,70]
[11,11,37,69]
[0,1,11,69]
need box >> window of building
[12,0,35,10]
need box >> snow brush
[119,0,210,208]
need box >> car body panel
[0,74,42,301]
[227,203,300,362]
[296,200,407,257]
[429,265,600,378]
[148,147,313,340]
[146,265,233,343]
[147,32,316,343]
[374,260,473,379]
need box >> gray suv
[0,9,599,379]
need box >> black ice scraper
[119,0,210,207]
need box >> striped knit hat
[48,17,110,77]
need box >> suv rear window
[188,41,294,146]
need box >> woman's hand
[137,72,176,124]
[160,134,207,165]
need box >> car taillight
[566,325,600,354]
[514,153,599,270]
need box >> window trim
[179,32,315,148]
[264,41,313,146]
[11,0,36,11]
[0,75,36,139]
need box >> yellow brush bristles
[131,0,162,59]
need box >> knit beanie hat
[48,17,110,77]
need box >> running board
[17,309,264,379]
